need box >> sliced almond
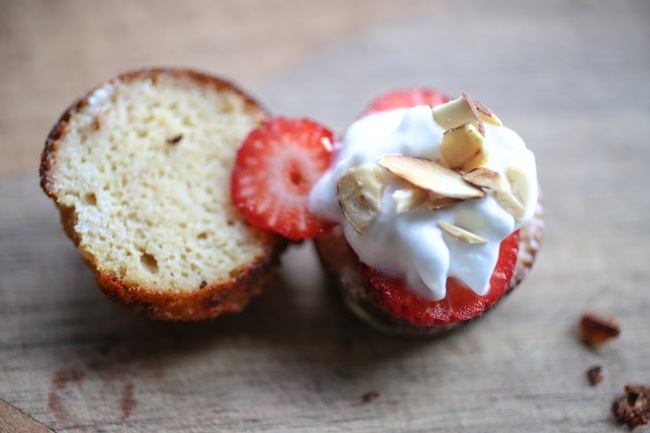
[437,220,487,244]
[463,92,502,127]
[379,155,485,200]
[337,165,385,233]
[432,95,483,134]
[460,93,486,136]
[392,188,428,214]
[427,195,462,210]
[431,94,484,135]
[463,167,505,191]
[493,190,526,223]
[474,99,502,126]
[440,122,487,173]
[432,93,502,134]
[393,189,460,213]
[505,166,531,209]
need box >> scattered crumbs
[200,280,207,288]
[362,390,380,403]
[579,312,621,347]
[587,365,603,386]
[612,385,650,430]
[167,134,183,144]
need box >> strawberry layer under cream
[309,105,537,301]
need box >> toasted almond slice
[493,190,526,223]
[463,167,505,191]
[437,220,487,244]
[464,93,503,128]
[392,188,429,213]
[379,155,485,199]
[432,93,502,134]
[427,195,462,210]
[474,99,502,126]
[505,166,531,209]
[440,122,487,173]
[432,95,484,135]
[337,165,385,233]
[460,93,486,136]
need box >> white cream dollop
[309,105,537,301]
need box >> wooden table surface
[1,1,649,432]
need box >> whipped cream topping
[309,105,537,301]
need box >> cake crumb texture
[41,68,284,319]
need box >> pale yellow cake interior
[50,73,269,292]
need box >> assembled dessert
[41,68,542,330]
[40,68,287,320]
[231,88,543,335]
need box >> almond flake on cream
[432,93,502,136]
[337,165,385,233]
[437,220,488,244]
[427,195,462,210]
[392,188,429,214]
[378,155,485,200]
[463,167,505,191]
[440,122,487,173]
[474,99,502,126]
[505,166,531,209]
[493,190,526,223]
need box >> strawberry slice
[364,230,520,326]
[358,88,451,118]
[231,117,335,241]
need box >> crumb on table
[362,390,380,403]
[580,312,620,346]
[587,365,603,386]
[612,385,650,429]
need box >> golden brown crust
[511,193,544,290]
[40,67,287,321]
[314,192,544,337]
[95,243,286,320]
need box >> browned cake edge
[39,67,288,321]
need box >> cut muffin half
[40,67,287,320]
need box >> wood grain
[1,0,650,432]
[0,399,55,433]
[0,0,433,179]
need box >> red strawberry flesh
[364,230,520,326]
[231,117,335,241]
[359,88,451,118]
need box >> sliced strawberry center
[288,161,305,187]
[231,117,335,241]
